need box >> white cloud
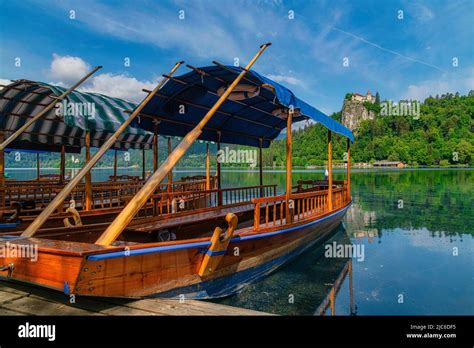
[80,73,158,103]
[49,53,90,84]
[401,68,474,100]
[0,79,12,90]
[403,80,452,100]
[48,2,244,60]
[266,74,303,86]
[407,3,435,22]
[47,54,157,103]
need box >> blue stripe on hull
[88,203,351,261]
[0,223,20,229]
[152,205,350,299]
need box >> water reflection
[6,168,473,314]
[215,226,357,315]
[346,203,380,243]
[316,259,355,316]
[216,169,473,315]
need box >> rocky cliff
[341,99,375,131]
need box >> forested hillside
[5,93,473,170]
[268,92,474,166]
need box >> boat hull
[153,204,349,299]
[0,203,350,299]
[76,203,350,298]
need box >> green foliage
[5,94,473,170]
[267,93,474,166]
[363,101,381,113]
[439,159,450,167]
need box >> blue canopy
[135,65,354,147]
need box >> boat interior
[1,180,349,247]
[0,47,354,253]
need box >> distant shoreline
[5,166,473,172]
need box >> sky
[0,0,473,115]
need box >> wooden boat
[0,78,215,230]
[0,75,151,217]
[0,176,219,233]
[0,43,355,299]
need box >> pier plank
[0,281,270,316]
[99,305,160,316]
[0,308,24,315]
[0,283,31,296]
[1,282,118,313]
[0,290,25,304]
[1,296,97,316]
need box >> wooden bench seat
[126,204,255,233]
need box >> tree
[375,92,380,104]
[388,153,400,161]
[455,139,473,164]
[439,159,449,166]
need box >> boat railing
[107,175,141,182]
[252,182,350,231]
[1,181,145,211]
[0,177,216,212]
[80,177,218,211]
[146,184,277,217]
[296,179,347,193]
[4,176,214,189]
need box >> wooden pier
[0,281,271,316]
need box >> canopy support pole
[152,125,159,216]
[327,130,333,211]
[142,147,146,180]
[347,138,351,201]
[285,109,293,222]
[217,131,222,206]
[259,138,263,197]
[0,131,5,207]
[153,124,159,172]
[94,43,271,246]
[21,61,184,237]
[113,149,118,181]
[85,131,92,211]
[0,66,102,152]
[167,137,172,192]
[59,145,65,183]
[36,153,40,181]
[205,143,211,190]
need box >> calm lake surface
[6,167,474,315]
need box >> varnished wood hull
[155,206,348,299]
[0,202,350,299]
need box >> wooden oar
[95,43,272,246]
[199,213,238,277]
[0,66,102,151]
[21,61,185,237]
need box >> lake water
[6,167,474,315]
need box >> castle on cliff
[351,90,375,103]
[341,90,376,131]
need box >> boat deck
[0,281,271,316]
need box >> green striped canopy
[0,80,153,152]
